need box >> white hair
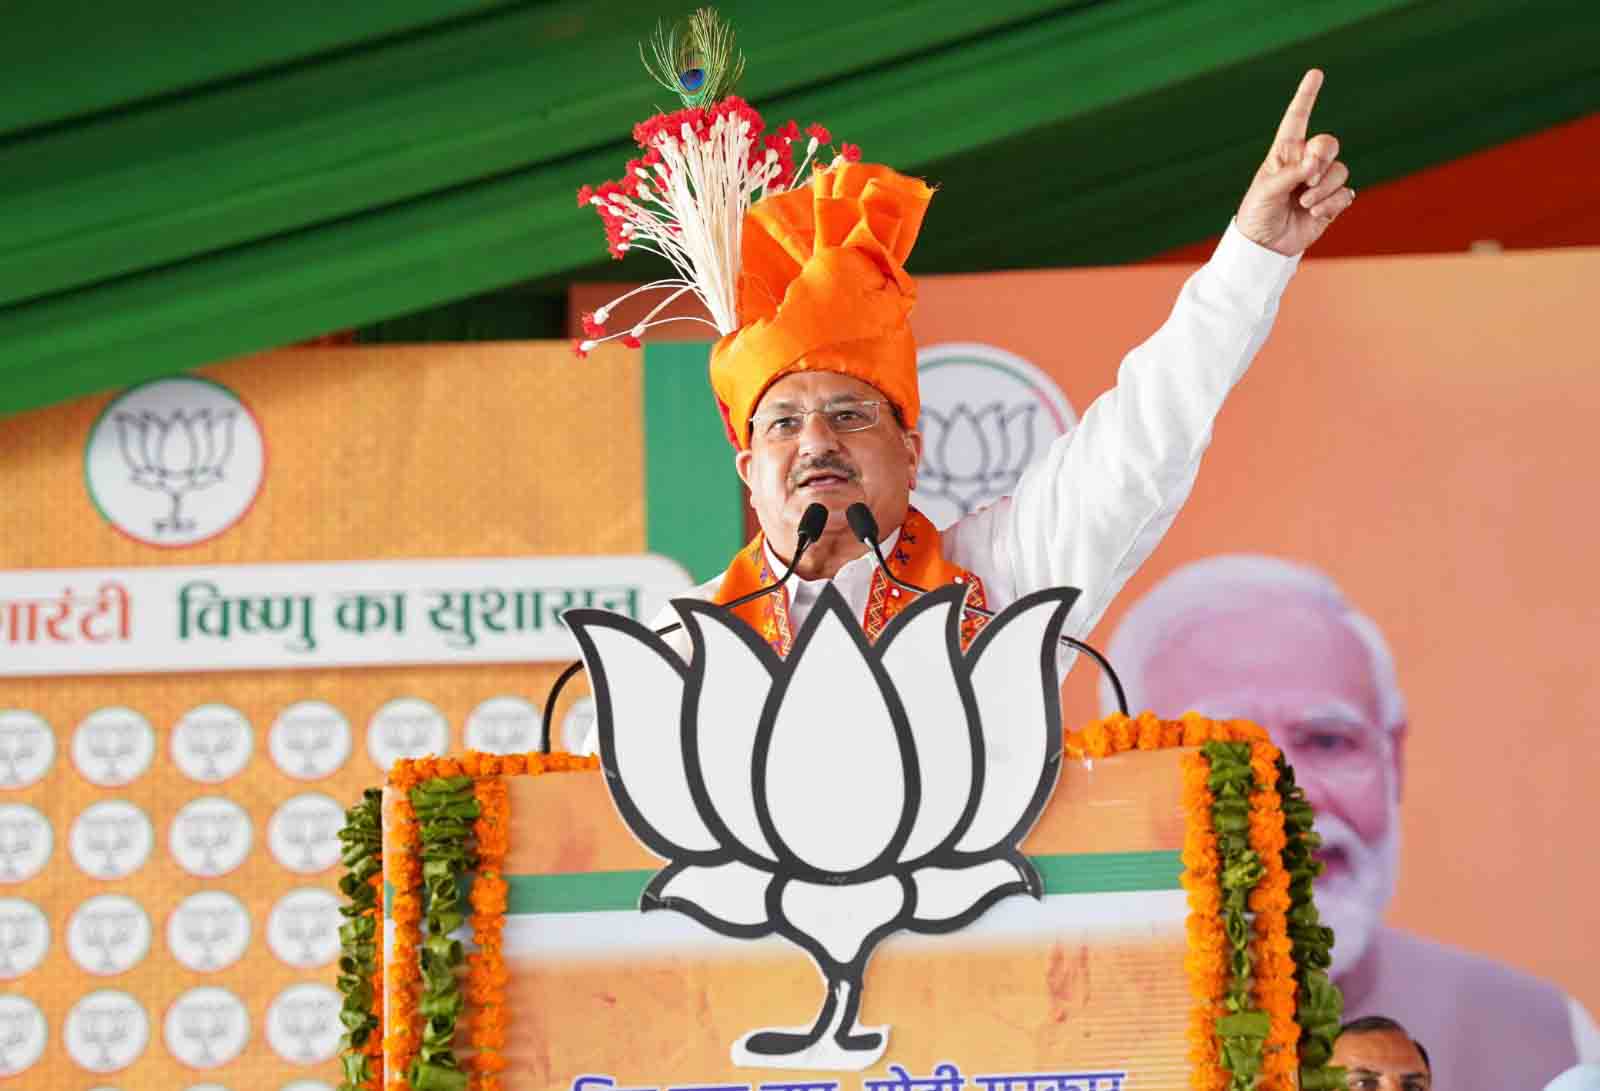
[1100,553,1406,730]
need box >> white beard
[1311,809,1399,981]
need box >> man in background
[1103,554,1599,1091]
[1332,1016,1431,1091]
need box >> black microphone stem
[539,506,827,753]
[860,535,1131,719]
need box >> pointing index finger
[1275,68,1325,147]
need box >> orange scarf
[712,508,988,656]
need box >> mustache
[788,454,860,489]
[1312,811,1386,886]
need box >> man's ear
[1389,721,1408,801]
[734,448,754,491]
[903,427,923,489]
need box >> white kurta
[659,220,1299,643]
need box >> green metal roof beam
[4,0,1598,418]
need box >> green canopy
[3,0,1596,416]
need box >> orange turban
[709,162,934,449]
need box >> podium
[352,588,1342,1091]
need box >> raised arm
[947,70,1353,635]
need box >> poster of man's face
[1103,555,1401,981]
[1100,554,1597,1091]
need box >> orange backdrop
[0,343,640,1090]
[906,243,1600,1019]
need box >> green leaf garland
[1277,757,1346,1088]
[1203,740,1271,1091]
[407,775,481,1091]
[337,788,383,1091]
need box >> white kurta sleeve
[943,220,1299,636]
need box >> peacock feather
[640,7,745,109]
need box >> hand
[1235,69,1354,256]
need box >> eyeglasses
[750,399,889,441]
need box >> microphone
[663,501,830,635]
[540,502,831,752]
[844,503,1131,716]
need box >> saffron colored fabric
[709,163,933,449]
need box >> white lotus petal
[779,875,905,965]
[764,602,905,873]
[910,858,1030,927]
[687,607,778,861]
[573,621,718,855]
[655,860,773,929]
[955,595,1063,852]
[878,595,972,861]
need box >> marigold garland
[468,773,510,1091]
[384,791,424,1091]
[1245,744,1300,1091]
[1181,746,1229,1091]
[1277,757,1346,1091]
[1069,713,1327,1091]
[347,750,601,1091]
[365,867,386,1084]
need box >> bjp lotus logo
[912,343,1077,528]
[113,406,238,534]
[84,377,265,548]
[566,583,1077,1070]
[918,402,1042,515]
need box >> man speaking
[654,70,1354,646]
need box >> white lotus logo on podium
[566,583,1076,1070]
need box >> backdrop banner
[0,556,689,677]
[0,343,665,1090]
[903,242,1600,1088]
[4,242,1597,1091]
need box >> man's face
[1332,1028,1430,1091]
[735,371,922,557]
[1137,598,1403,977]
